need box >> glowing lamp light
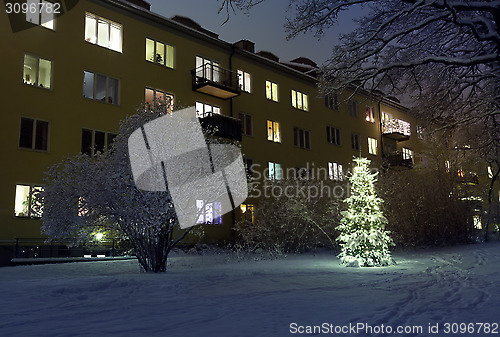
[94,232,104,241]
[383,119,411,136]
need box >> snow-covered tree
[337,157,393,267]
[37,101,239,272]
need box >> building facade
[1,0,495,254]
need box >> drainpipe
[229,44,237,242]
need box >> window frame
[237,70,252,93]
[23,53,53,89]
[195,101,221,118]
[349,100,358,117]
[266,120,281,143]
[82,70,120,105]
[145,87,174,113]
[368,137,378,155]
[366,106,375,123]
[265,80,279,102]
[14,184,43,218]
[328,162,344,181]
[145,37,174,68]
[84,12,123,53]
[81,128,117,157]
[240,203,255,223]
[18,116,50,152]
[402,148,414,162]
[238,113,253,136]
[351,133,360,151]
[293,127,311,149]
[325,93,339,110]
[291,90,309,111]
[268,161,283,180]
[196,200,222,225]
[326,125,341,146]
[26,0,55,30]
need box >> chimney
[233,40,255,53]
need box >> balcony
[192,64,241,99]
[457,171,479,185]
[383,119,411,141]
[198,112,242,142]
[383,152,413,169]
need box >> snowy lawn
[1,243,500,337]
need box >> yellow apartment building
[1,0,495,259]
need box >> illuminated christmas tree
[336,157,394,267]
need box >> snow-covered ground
[1,243,499,337]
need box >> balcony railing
[384,151,413,169]
[192,64,241,99]
[383,119,411,141]
[198,112,242,141]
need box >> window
[145,88,174,113]
[326,126,341,146]
[291,90,308,111]
[239,113,253,136]
[14,184,43,217]
[240,204,254,223]
[81,129,116,156]
[244,157,254,178]
[195,102,220,118]
[196,200,222,225]
[195,56,220,81]
[19,117,49,151]
[349,100,357,117]
[23,54,52,89]
[328,162,343,181]
[368,137,377,155]
[145,38,174,68]
[416,126,425,140]
[402,148,414,161]
[325,93,339,110]
[268,162,282,180]
[265,80,278,102]
[238,70,251,93]
[83,71,119,105]
[381,112,391,123]
[85,13,122,53]
[295,167,310,180]
[294,127,311,149]
[267,120,281,143]
[351,133,360,150]
[488,166,494,179]
[366,106,375,123]
[26,0,55,30]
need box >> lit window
[294,127,311,149]
[402,148,414,161]
[473,214,482,230]
[416,125,425,140]
[445,160,451,173]
[237,70,251,93]
[195,102,220,118]
[291,90,308,111]
[23,54,52,89]
[265,80,278,102]
[268,162,282,180]
[83,71,119,105]
[381,112,391,123]
[238,113,253,136]
[19,117,49,151]
[325,93,339,110]
[349,100,357,117]
[351,133,360,150]
[328,162,343,181]
[145,88,174,113]
[366,106,374,123]
[14,184,43,217]
[368,137,377,155]
[326,126,341,145]
[81,129,116,156]
[195,56,220,82]
[267,120,281,143]
[488,166,494,179]
[196,200,222,225]
[26,0,55,30]
[85,13,122,53]
[240,204,255,223]
[145,38,174,68]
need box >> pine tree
[336,157,394,267]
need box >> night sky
[146,0,360,66]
